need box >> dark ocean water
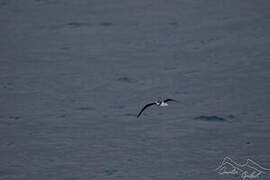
[0,0,270,179]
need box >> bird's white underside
[160,102,168,106]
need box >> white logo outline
[216,156,270,180]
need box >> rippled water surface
[0,0,270,179]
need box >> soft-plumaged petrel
[137,99,176,118]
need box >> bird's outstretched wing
[164,98,176,102]
[137,103,156,118]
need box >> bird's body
[158,101,168,106]
[137,98,176,118]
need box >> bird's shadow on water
[193,114,235,122]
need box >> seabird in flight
[137,99,176,118]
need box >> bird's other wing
[164,98,176,102]
[137,103,156,118]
